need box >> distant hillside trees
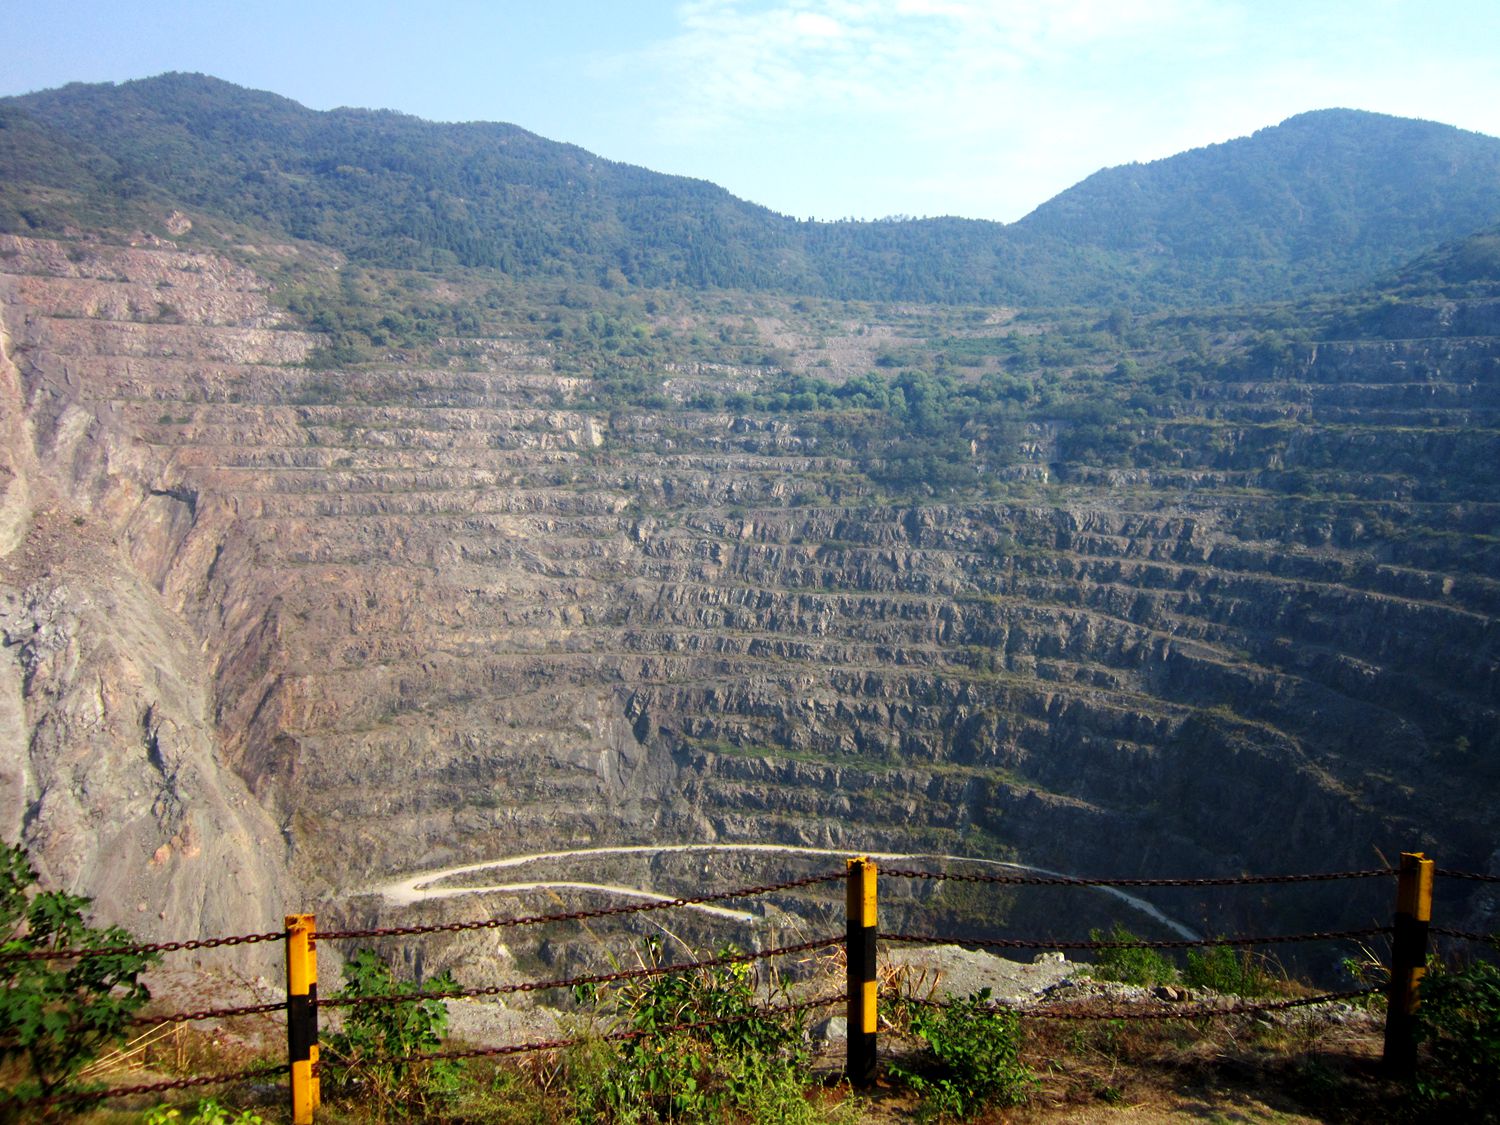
[7,76,1500,307]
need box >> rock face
[1,232,1496,948]
[0,236,291,946]
[0,574,286,947]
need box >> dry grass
[1005,1008,1402,1124]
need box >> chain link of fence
[0,929,287,965]
[15,857,1490,1113]
[128,999,290,1027]
[315,871,846,943]
[1430,925,1497,942]
[319,936,843,1011]
[882,867,1395,887]
[23,1063,291,1108]
[14,862,1453,968]
[884,926,1392,952]
[903,986,1383,1022]
[322,994,845,1069]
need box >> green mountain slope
[0,73,821,288]
[1384,222,1500,298]
[5,75,1500,307]
[1013,109,1500,303]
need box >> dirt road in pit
[366,844,1200,938]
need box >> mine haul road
[367,843,1200,938]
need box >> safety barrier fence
[3,853,1495,1121]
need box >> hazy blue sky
[8,1,1498,222]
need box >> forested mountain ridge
[1013,109,1500,302]
[1382,221,1500,299]
[5,74,1500,307]
[0,73,811,288]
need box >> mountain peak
[5,75,1500,307]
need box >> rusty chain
[315,871,846,942]
[92,918,1490,1034]
[1023,987,1384,1020]
[0,863,1431,966]
[326,994,845,1069]
[320,936,842,1012]
[0,874,838,965]
[0,978,1388,1110]
[885,927,1391,952]
[881,867,1395,888]
[1437,868,1500,883]
[1431,926,1498,942]
[19,1063,290,1108]
[4,856,1477,1108]
[129,999,289,1027]
[902,987,1382,1022]
[0,929,286,965]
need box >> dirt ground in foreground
[836,1015,1399,1124]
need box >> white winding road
[367,843,1201,939]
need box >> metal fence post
[1382,852,1434,1074]
[846,856,878,1087]
[286,913,321,1124]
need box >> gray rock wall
[0,232,1494,955]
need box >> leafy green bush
[887,989,1034,1121]
[1088,925,1179,987]
[571,938,816,1124]
[322,948,461,1119]
[0,841,160,1111]
[143,1098,263,1124]
[1183,945,1280,997]
[1413,952,1500,1121]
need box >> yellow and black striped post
[846,856,878,1087]
[286,913,321,1124]
[1382,852,1434,1074]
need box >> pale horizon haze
[6,1,1499,223]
